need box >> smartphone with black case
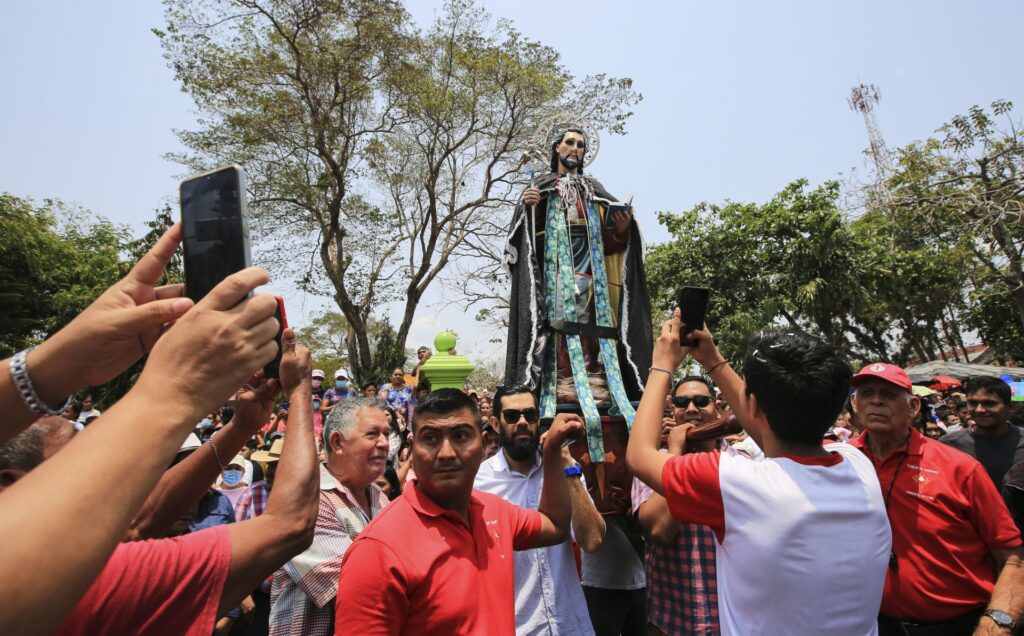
[677,286,710,346]
[179,164,252,302]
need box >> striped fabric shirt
[269,464,389,636]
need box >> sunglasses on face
[672,395,712,409]
[501,408,540,424]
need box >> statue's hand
[522,187,541,207]
[611,207,634,238]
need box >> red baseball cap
[851,363,912,393]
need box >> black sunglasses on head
[672,395,712,409]
[501,408,540,424]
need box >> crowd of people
[3,223,1024,636]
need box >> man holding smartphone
[627,314,891,634]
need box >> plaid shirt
[269,465,388,636]
[632,476,720,635]
[226,482,269,522]
[250,481,269,517]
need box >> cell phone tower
[848,82,892,180]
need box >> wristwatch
[564,464,583,478]
[984,609,1015,630]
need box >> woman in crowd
[379,367,413,429]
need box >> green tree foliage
[880,100,1024,358]
[157,0,639,376]
[0,194,131,357]
[363,318,409,386]
[647,180,867,364]
[646,101,1024,368]
[296,309,415,384]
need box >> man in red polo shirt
[849,363,1024,635]
[334,388,580,635]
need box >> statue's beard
[558,152,581,171]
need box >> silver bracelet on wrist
[9,348,71,416]
[649,366,674,378]
[207,436,228,472]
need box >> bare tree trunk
[938,313,960,362]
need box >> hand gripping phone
[179,164,252,302]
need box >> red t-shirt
[335,480,542,635]
[851,429,1023,621]
[56,524,232,636]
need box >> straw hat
[252,438,284,463]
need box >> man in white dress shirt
[475,385,606,635]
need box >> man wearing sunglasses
[475,385,606,636]
[632,375,722,635]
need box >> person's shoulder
[1012,426,1024,448]
[939,427,972,446]
[476,452,502,476]
[470,488,507,507]
[921,433,985,472]
[470,488,531,517]
[358,492,413,537]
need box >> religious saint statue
[504,119,652,463]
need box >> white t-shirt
[660,443,891,635]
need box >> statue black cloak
[502,172,653,401]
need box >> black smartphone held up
[263,296,289,379]
[677,286,710,346]
[180,165,252,302]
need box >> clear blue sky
[3,1,1022,362]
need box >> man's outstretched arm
[534,414,584,548]
[217,330,319,616]
[128,375,279,540]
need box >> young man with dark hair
[941,375,1024,489]
[474,385,604,635]
[627,315,891,634]
[335,388,581,635]
[849,364,1024,634]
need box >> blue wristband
[564,464,582,478]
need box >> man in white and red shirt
[849,362,1024,635]
[627,315,891,635]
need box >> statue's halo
[538,114,601,168]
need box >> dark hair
[361,382,376,391]
[412,388,482,432]
[549,128,586,175]
[417,379,431,393]
[385,407,402,436]
[742,330,853,445]
[381,466,402,501]
[0,427,45,472]
[964,376,1012,406]
[493,384,535,417]
[67,401,83,417]
[244,438,259,449]
[0,418,72,473]
[673,375,715,398]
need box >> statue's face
[556,130,586,173]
